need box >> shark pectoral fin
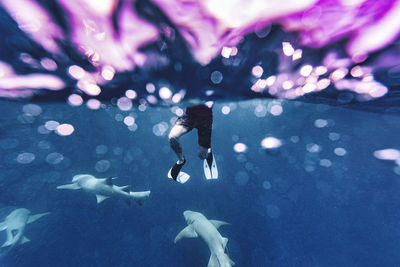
[2,239,13,248]
[209,220,229,229]
[96,195,110,204]
[221,237,228,250]
[27,212,50,224]
[174,225,198,243]
[0,222,7,231]
[57,184,80,190]
[20,236,30,244]
[207,254,219,267]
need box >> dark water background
[0,99,399,266]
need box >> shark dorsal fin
[96,195,110,204]
[27,212,50,224]
[105,177,113,186]
[174,225,198,243]
[21,236,30,244]
[209,220,229,229]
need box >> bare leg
[169,125,190,163]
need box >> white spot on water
[96,145,108,155]
[373,149,400,161]
[261,137,282,149]
[153,122,169,136]
[320,159,332,167]
[210,71,223,84]
[334,147,347,156]
[46,152,64,165]
[95,160,111,172]
[56,124,74,136]
[266,205,280,219]
[270,105,283,116]
[290,136,300,143]
[314,119,328,128]
[222,106,230,115]
[263,181,271,189]
[306,143,321,153]
[235,171,249,186]
[234,143,247,153]
[23,104,42,116]
[117,97,132,111]
[45,120,59,131]
[16,152,35,164]
[328,132,340,141]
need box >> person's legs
[197,116,212,160]
[169,124,190,163]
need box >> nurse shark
[0,208,50,255]
[57,174,151,206]
[175,210,234,267]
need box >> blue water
[0,99,399,266]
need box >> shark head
[183,210,201,224]
[72,174,93,183]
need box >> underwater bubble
[124,116,135,126]
[290,136,300,143]
[56,124,74,136]
[254,105,267,117]
[95,160,111,172]
[373,149,400,161]
[221,106,230,115]
[18,114,35,124]
[234,143,247,153]
[125,89,137,99]
[210,71,223,84]
[16,152,35,164]
[261,137,282,149]
[159,87,172,100]
[146,83,156,93]
[175,108,184,116]
[128,124,138,131]
[334,147,347,156]
[314,119,328,128]
[153,122,169,136]
[115,114,124,121]
[266,205,280,219]
[263,181,271,190]
[23,104,42,116]
[270,105,283,116]
[117,97,132,111]
[44,120,59,131]
[87,99,101,110]
[328,132,340,141]
[96,145,108,155]
[320,159,332,167]
[37,125,51,134]
[38,140,51,149]
[245,162,254,171]
[67,94,83,106]
[113,147,123,155]
[235,171,249,186]
[252,65,263,78]
[306,143,321,153]
[0,138,19,149]
[46,152,64,165]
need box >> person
[168,102,213,180]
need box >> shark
[175,210,234,267]
[0,208,50,254]
[57,174,150,205]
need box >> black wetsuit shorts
[175,111,213,148]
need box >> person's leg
[169,124,190,163]
[197,116,212,160]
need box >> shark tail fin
[27,212,50,224]
[208,254,218,267]
[129,191,151,206]
[0,222,6,231]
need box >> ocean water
[0,98,399,266]
[1,1,400,266]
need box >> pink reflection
[58,0,158,71]
[0,0,63,54]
